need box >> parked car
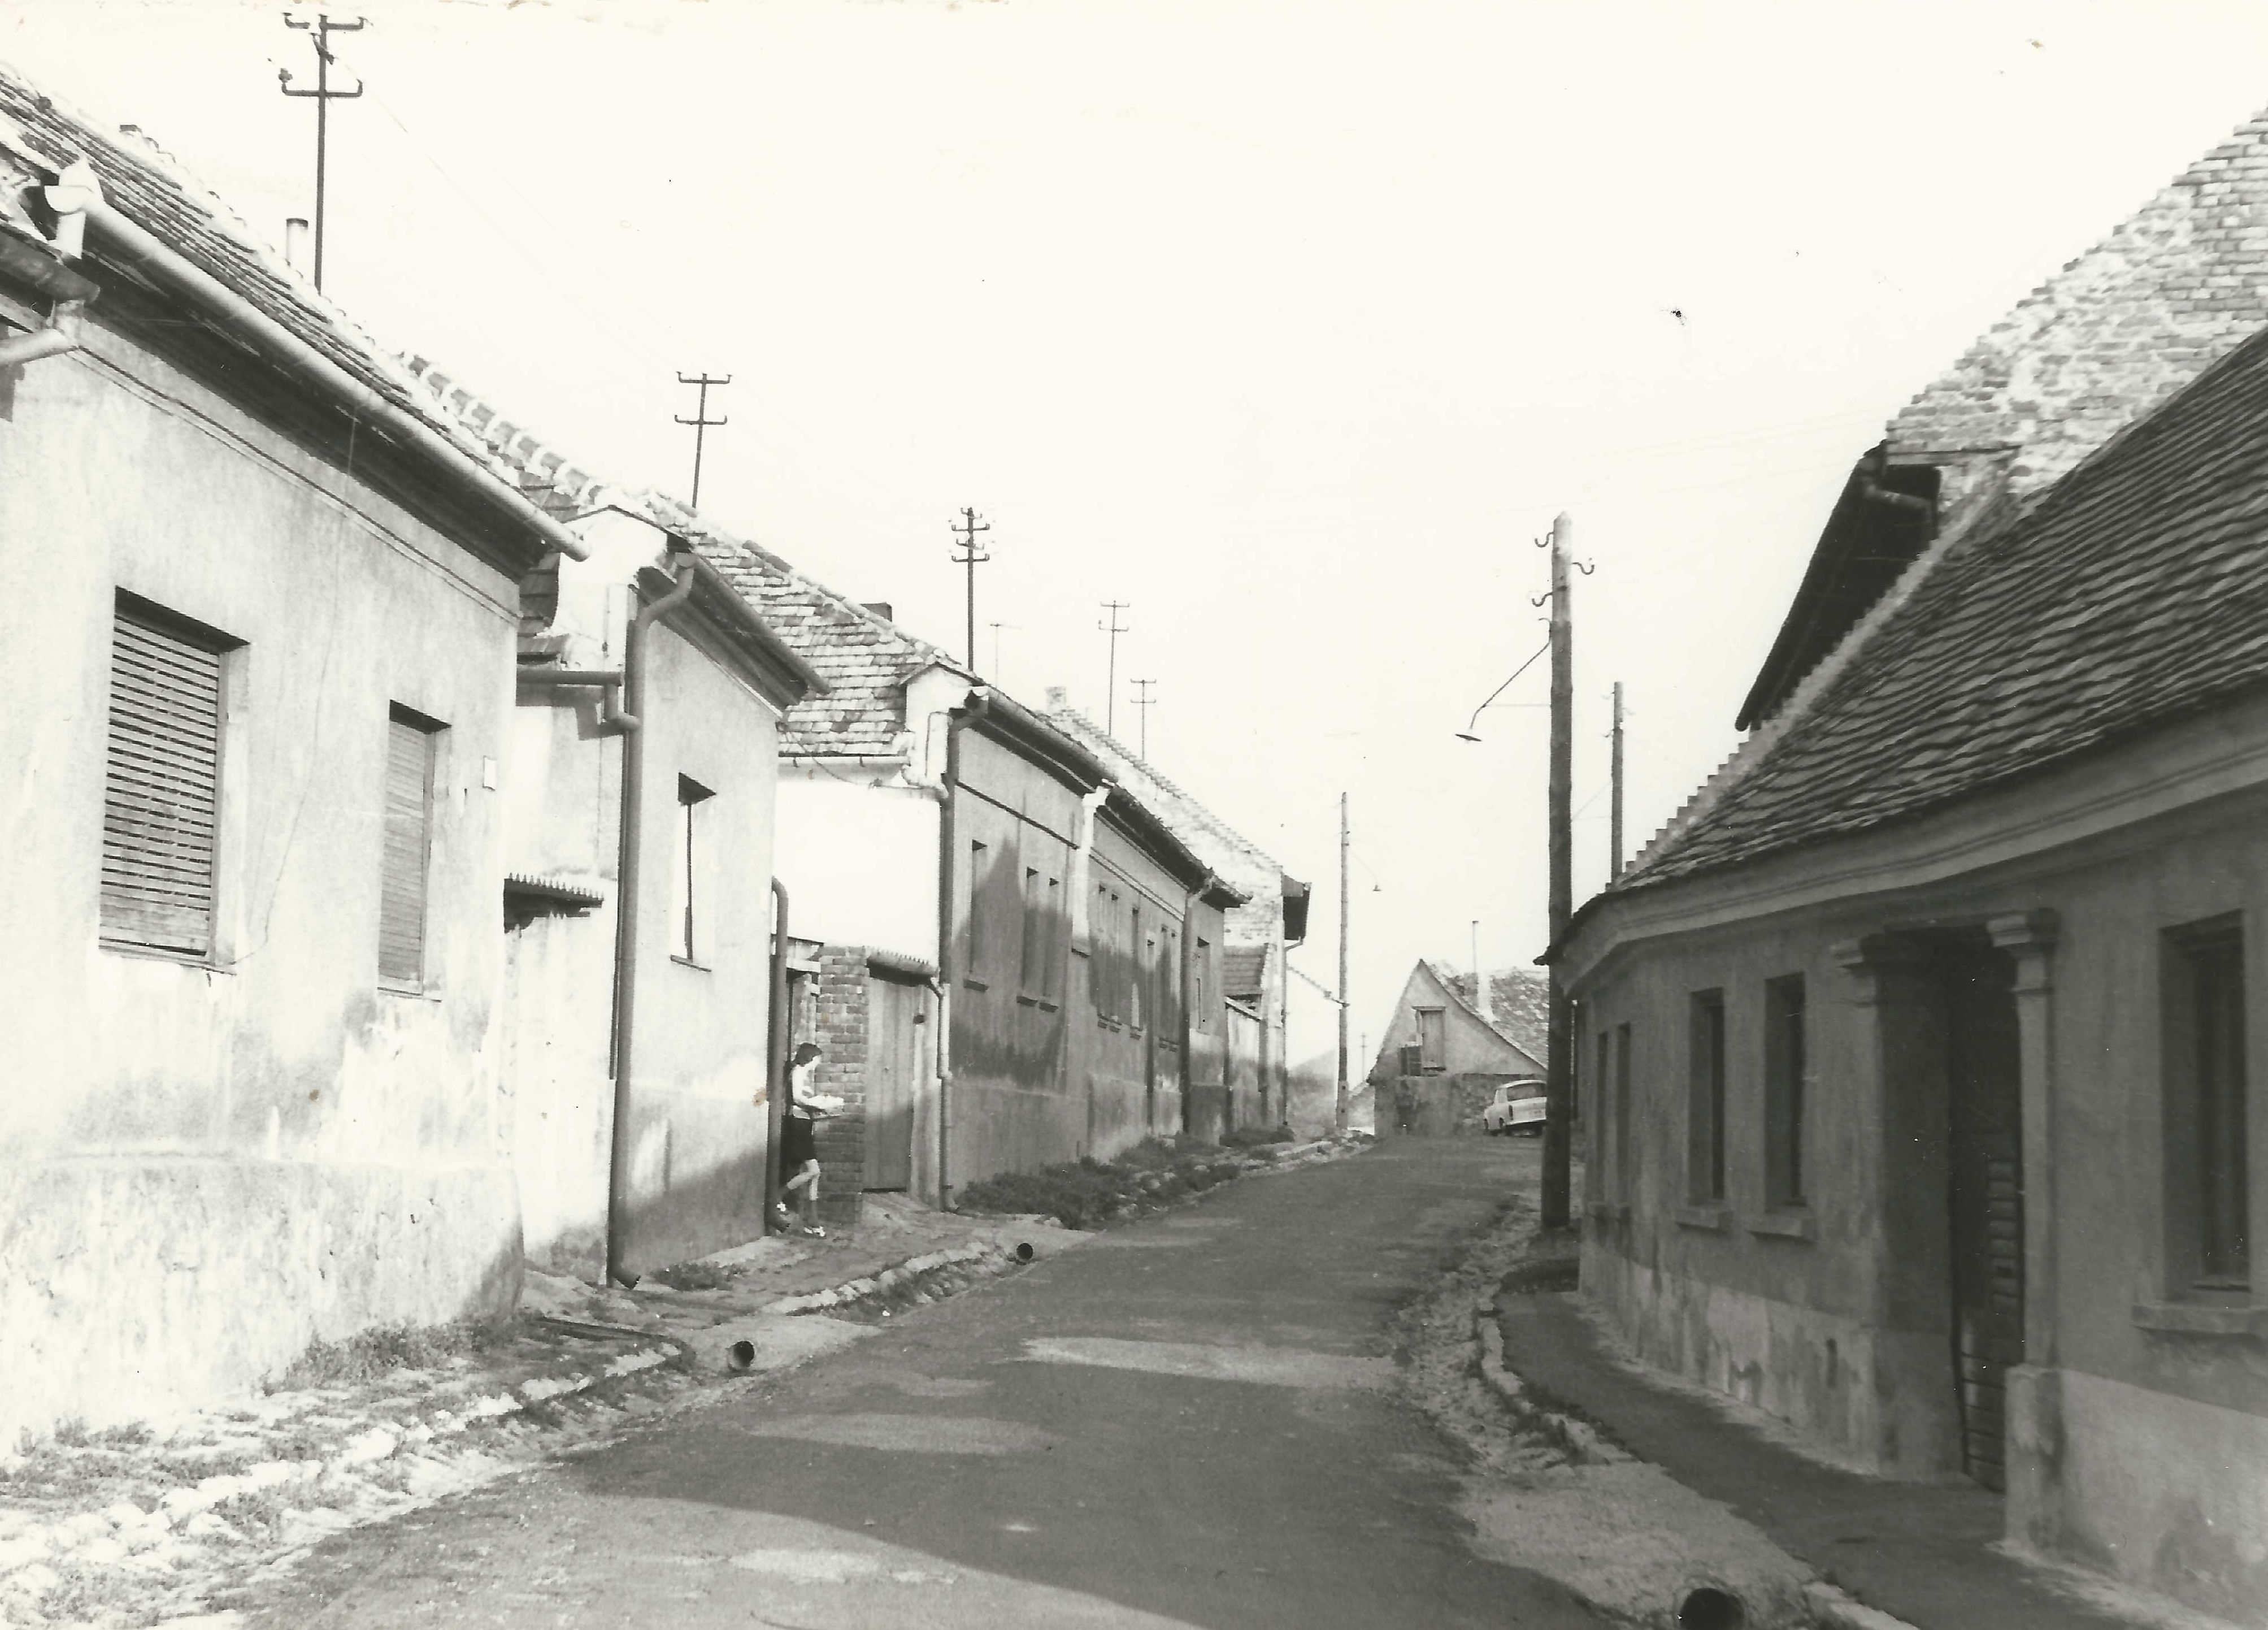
[1482,1080,1548,1135]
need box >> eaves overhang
[959,684,1107,796]
[637,551,828,711]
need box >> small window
[1162,926,1181,1035]
[1614,1023,1633,1203]
[1416,1005,1445,1070]
[671,775,712,965]
[1688,990,1726,1202]
[379,708,445,989]
[102,597,230,958]
[1765,976,1807,1208]
[1129,904,1145,1030]
[1019,866,1046,996]
[964,840,989,983]
[1045,877,1062,1000]
[2164,919,2250,1291]
[1593,1028,1611,1172]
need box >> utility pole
[673,372,730,509]
[1129,678,1157,758]
[1542,511,1575,1232]
[1610,681,1626,881]
[987,620,1020,680]
[1336,792,1350,1137]
[949,508,991,670]
[1098,601,1131,735]
[278,12,364,293]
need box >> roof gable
[1613,309,2268,895]
[1738,104,2268,730]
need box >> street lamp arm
[1457,639,1552,740]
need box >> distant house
[1556,108,2268,1627]
[1368,961,1544,1136]
[0,71,590,1441]
[1043,696,1318,1132]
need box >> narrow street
[224,1142,1604,1630]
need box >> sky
[12,0,2268,1054]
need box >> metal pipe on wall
[766,877,790,1223]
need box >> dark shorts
[781,1113,818,1167]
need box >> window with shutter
[102,600,228,958]
[379,709,439,989]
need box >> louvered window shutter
[379,713,434,987]
[102,608,224,956]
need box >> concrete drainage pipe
[1676,1585,1745,1630]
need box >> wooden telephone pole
[1541,512,1575,1231]
[277,12,364,292]
[1611,681,1626,879]
[1098,601,1131,735]
[1335,792,1350,1136]
[674,372,730,509]
[949,508,991,670]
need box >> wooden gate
[864,972,921,1191]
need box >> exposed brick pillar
[808,946,872,1228]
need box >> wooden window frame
[1764,975,1808,1210]
[101,594,236,963]
[1415,1004,1445,1072]
[2163,916,2251,1295]
[1688,989,1727,1204]
[378,706,445,993]
[670,773,714,970]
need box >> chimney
[1475,966,1494,1024]
[284,218,310,275]
[1045,686,1067,709]
[859,601,893,621]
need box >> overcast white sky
[13,0,2268,1048]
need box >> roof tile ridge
[1626,467,2019,882]
[398,354,614,516]
[0,62,550,502]
[628,489,972,679]
[1045,705,1285,872]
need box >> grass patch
[957,1137,1249,1228]
[271,1319,505,1391]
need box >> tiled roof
[399,359,971,756]
[1044,705,1300,942]
[641,493,969,756]
[0,63,540,510]
[1612,313,2268,894]
[1734,106,2268,734]
[1436,965,1550,1063]
[1222,944,1269,1001]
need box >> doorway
[863,972,922,1191]
[1937,936,2024,1491]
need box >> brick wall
[803,946,870,1227]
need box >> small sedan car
[1481,1080,1548,1135]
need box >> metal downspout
[603,548,699,1286]
[766,877,790,1222]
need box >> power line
[1097,600,1131,736]
[277,12,365,291]
[674,372,730,509]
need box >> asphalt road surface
[232,1138,1605,1629]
